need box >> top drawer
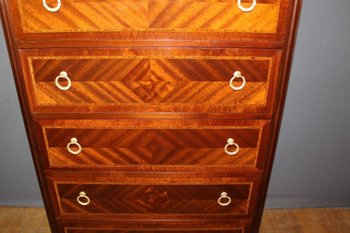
[7,0,291,47]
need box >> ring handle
[76,192,90,206]
[217,192,231,207]
[42,0,61,12]
[237,0,257,12]
[67,138,82,155]
[229,71,246,91]
[55,71,71,91]
[224,138,240,156]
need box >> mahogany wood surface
[35,119,270,169]
[251,0,302,232]
[20,48,281,114]
[0,0,302,232]
[64,230,244,233]
[46,173,261,221]
[6,0,291,48]
[3,207,350,233]
[56,184,251,215]
[18,0,281,33]
[57,220,251,233]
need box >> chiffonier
[1,0,301,232]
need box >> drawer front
[64,230,244,233]
[47,173,261,219]
[58,221,251,233]
[36,119,270,170]
[12,0,289,41]
[21,48,281,114]
[57,184,251,215]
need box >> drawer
[8,0,290,45]
[47,175,259,218]
[58,220,251,233]
[57,184,251,215]
[35,119,270,170]
[21,48,281,114]
[62,229,246,233]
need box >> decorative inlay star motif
[127,79,176,103]
[136,187,170,210]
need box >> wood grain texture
[251,1,303,232]
[260,208,350,233]
[44,172,262,221]
[1,207,349,233]
[2,0,294,48]
[64,230,245,233]
[20,48,281,114]
[0,0,303,232]
[64,230,244,233]
[57,220,251,233]
[0,1,62,233]
[17,0,281,33]
[56,184,252,215]
[0,207,51,232]
[46,174,260,220]
[35,119,270,170]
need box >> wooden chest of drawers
[1,0,302,232]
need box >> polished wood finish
[7,0,291,48]
[20,48,281,114]
[17,0,282,33]
[64,230,245,233]
[0,207,350,233]
[0,0,302,232]
[56,183,252,215]
[251,0,303,231]
[46,173,261,221]
[57,219,251,233]
[36,119,270,169]
[1,207,350,233]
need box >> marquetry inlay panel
[21,48,281,114]
[55,183,252,215]
[59,220,250,233]
[17,0,283,34]
[36,119,270,169]
[64,229,245,233]
[1,0,301,232]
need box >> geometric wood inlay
[18,0,282,34]
[22,48,281,114]
[1,0,303,233]
[56,183,252,215]
[39,119,270,168]
[65,230,244,233]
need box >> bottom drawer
[58,221,251,233]
[63,229,246,233]
[56,184,251,215]
[48,174,260,219]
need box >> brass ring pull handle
[230,71,246,91]
[224,138,240,156]
[238,0,257,12]
[76,192,90,206]
[42,0,61,12]
[67,138,82,155]
[55,71,71,91]
[217,192,232,206]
